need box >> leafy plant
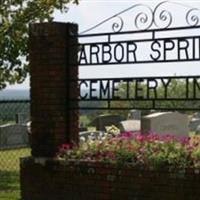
[0,0,79,89]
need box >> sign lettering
[79,37,200,65]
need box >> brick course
[20,158,200,200]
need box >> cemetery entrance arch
[20,2,200,200]
[71,1,200,111]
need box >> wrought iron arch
[70,1,200,111]
[80,1,200,34]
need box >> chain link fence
[0,100,31,200]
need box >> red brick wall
[29,22,79,157]
[20,158,200,200]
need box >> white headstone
[141,112,189,136]
[119,120,141,132]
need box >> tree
[0,0,79,89]
[109,81,151,118]
[110,79,199,117]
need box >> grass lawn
[0,148,30,200]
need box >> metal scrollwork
[134,5,153,30]
[80,1,200,34]
[153,1,172,29]
[112,16,124,32]
[186,8,200,26]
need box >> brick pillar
[29,22,79,157]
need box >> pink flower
[59,143,71,152]
[117,131,135,139]
[136,134,145,143]
[178,136,190,145]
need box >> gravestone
[89,114,123,131]
[119,120,141,132]
[127,110,141,120]
[141,112,189,136]
[189,118,200,132]
[0,124,29,149]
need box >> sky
[6,0,200,89]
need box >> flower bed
[58,132,200,170]
[20,132,200,200]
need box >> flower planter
[20,157,200,200]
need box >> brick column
[29,22,79,157]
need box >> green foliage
[58,133,200,170]
[110,79,199,116]
[79,115,90,127]
[0,0,79,89]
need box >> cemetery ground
[0,147,30,200]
